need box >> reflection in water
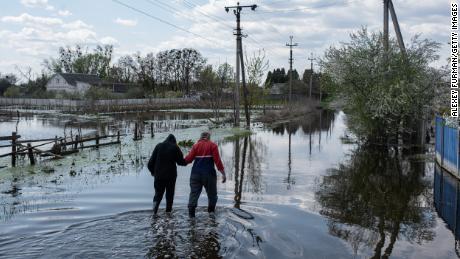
[231,136,266,207]
[234,137,244,209]
[285,125,294,189]
[316,146,435,258]
[434,164,460,256]
[146,214,221,259]
[271,110,335,136]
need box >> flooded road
[0,110,458,258]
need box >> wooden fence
[0,97,200,112]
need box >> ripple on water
[0,207,265,258]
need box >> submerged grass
[222,128,253,143]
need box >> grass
[222,128,253,142]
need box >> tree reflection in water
[316,146,435,258]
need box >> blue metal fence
[435,116,459,176]
[434,164,460,242]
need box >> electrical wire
[112,0,224,46]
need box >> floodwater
[0,109,458,258]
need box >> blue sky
[0,0,451,80]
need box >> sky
[0,0,451,81]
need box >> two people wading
[147,132,226,218]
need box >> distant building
[270,83,285,95]
[46,73,102,93]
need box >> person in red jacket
[184,132,226,217]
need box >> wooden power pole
[383,0,406,58]
[286,36,298,104]
[226,2,257,128]
[308,53,316,99]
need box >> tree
[135,52,157,96]
[181,48,206,95]
[245,49,269,109]
[112,55,137,83]
[44,44,113,79]
[321,28,442,143]
[3,86,21,97]
[199,65,221,121]
[0,73,17,96]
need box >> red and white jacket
[184,139,224,174]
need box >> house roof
[59,73,101,86]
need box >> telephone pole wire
[225,2,257,128]
[286,36,298,104]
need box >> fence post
[151,123,154,138]
[11,132,17,167]
[134,123,138,140]
[74,135,79,150]
[96,134,100,149]
[27,143,35,165]
[117,131,120,143]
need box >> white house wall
[76,81,91,93]
[46,74,76,93]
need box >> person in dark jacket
[184,132,226,217]
[147,134,187,214]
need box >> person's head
[200,131,211,140]
[165,134,177,144]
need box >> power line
[251,0,357,14]
[177,0,281,58]
[179,0,234,30]
[112,0,223,46]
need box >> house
[46,73,102,93]
[270,83,285,95]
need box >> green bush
[56,91,82,100]
[3,86,21,97]
[164,91,183,98]
[125,87,145,98]
[85,86,114,100]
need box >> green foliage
[57,91,82,100]
[44,45,113,79]
[264,68,299,87]
[177,139,194,147]
[3,86,21,97]
[20,73,51,98]
[223,129,253,142]
[0,73,17,96]
[321,27,442,141]
[125,87,145,98]
[163,91,182,98]
[84,86,114,100]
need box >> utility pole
[286,36,298,104]
[308,53,316,99]
[383,0,406,59]
[388,0,406,56]
[383,0,389,54]
[226,2,257,128]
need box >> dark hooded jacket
[147,134,187,180]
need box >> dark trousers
[153,177,176,211]
[188,171,218,209]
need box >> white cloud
[57,10,72,17]
[0,14,117,59]
[114,18,137,27]
[1,13,62,26]
[100,36,119,45]
[62,20,93,30]
[20,0,54,10]
[162,0,449,71]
